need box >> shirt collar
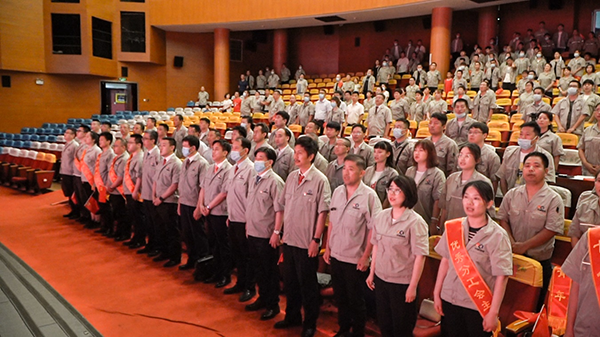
[299,164,315,179]
[163,153,175,162]
[187,152,201,163]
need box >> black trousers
[60,174,78,214]
[126,195,145,244]
[76,179,91,220]
[281,244,320,329]
[331,258,368,336]
[537,258,553,311]
[441,300,491,337]
[313,120,325,135]
[502,82,516,92]
[98,201,113,232]
[229,221,255,290]
[374,276,417,337]
[180,204,209,263]
[142,200,159,250]
[110,194,129,237]
[248,236,280,310]
[155,202,181,261]
[207,214,232,278]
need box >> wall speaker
[355,37,361,47]
[121,66,128,77]
[252,31,268,43]
[174,56,184,68]
[374,21,386,32]
[422,17,432,30]
[1,75,10,88]
[548,0,563,10]
[324,26,334,35]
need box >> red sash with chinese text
[446,219,495,318]
[93,153,107,203]
[587,227,600,311]
[109,155,124,196]
[547,266,571,335]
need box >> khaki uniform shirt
[351,142,375,167]
[470,70,484,90]
[201,160,233,216]
[363,98,375,113]
[123,151,143,195]
[248,141,273,162]
[360,75,376,93]
[246,169,285,239]
[82,145,101,184]
[514,58,530,75]
[406,166,446,224]
[484,67,500,88]
[405,84,419,104]
[427,99,448,115]
[568,191,600,239]
[558,75,575,95]
[273,145,296,181]
[178,153,209,207]
[390,98,410,120]
[198,91,209,106]
[269,99,285,119]
[440,171,494,221]
[426,70,442,88]
[173,125,188,158]
[427,135,459,177]
[410,101,427,122]
[445,117,475,146]
[256,75,267,89]
[476,144,501,182]
[538,71,556,89]
[154,155,182,204]
[522,102,552,122]
[498,183,564,261]
[314,152,328,174]
[109,152,129,196]
[285,103,300,125]
[296,79,308,95]
[392,139,415,175]
[496,145,556,190]
[225,158,256,223]
[363,166,399,203]
[562,231,600,336]
[240,97,253,116]
[297,102,315,127]
[568,57,586,77]
[367,104,392,137]
[98,149,116,188]
[329,182,383,264]
[537,131,564,159]
[325,159,345,193]
[577,124,600,176]
[371,208,429,284]
[140,146,161,201]
[552,96,588,135]
[319,139,337,163]
[59,140,79,176]
[435,217,513,311]
[267,74,280,88]
[472,90,497,122]
[278,165,331,249]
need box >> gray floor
[0,242,102,337]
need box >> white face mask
[382,63,387,67]
[319,94,325,100]
[304,96,310,102]
[240,122,247,129]
[574,53,580,58]
[519,53,525,58]
[536,53,542,58]
[533,94,542,102]
[392,128,406,139]
[518,138,534,150]
[567,87,579,96]
[182,147,190,157]
[299,66,302,69]
[527,74,534,80]
[455,112,466,119]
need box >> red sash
[80,150,95,188]
[74,148,83,172]
[588,227,600,310]
[109,155,124,196]
[446,219,498,319]
[547,266,571,335]
[93,153,107,203]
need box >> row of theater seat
[1,133,62,143]
[0,147,56,194]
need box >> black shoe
[114,236,129,242]
[78,217,89,224]
[223,285,243,295]
[239,289,256,302]
[68,214,80,220]
[203,274,220,284]
[63,213,73,218]
[104,232,116,238]
[260,308,280,321]
[163,260,180,268]
[137,247,151,254]
[129,242,144,249]
[333,330,350,337]
[215,276,231,288]
[83,221,97,229]
[301,328,316,337]
[123,240,134,246]
[245,299,266,312]
[94,228,105,234]
[147,250,161,257]
[178,262,195,271]
[153,254,169,262]
[273,319,302,329]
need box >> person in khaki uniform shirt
[296,74,308,95]
[427,113,459,177]
[562,229,600,337]
[552,81,588,136]
[172,115,188,158]
[426,62,442,92]
[451,70,468,94]
[391,119,415,174]
[522,87,552,122]
[497,122,555,194]
[514,53,531,75]
[319,122,340,162]
[123,135,145,248]
[440,144,494,226]
[367,93,392,137]
[444,99,475,146]
[296,94,315,128]
[272,129,296,181]
[567,174,600,245]
[198,140,234,288]
[366,175,428,336]
[350,124,375,167]
[578,102,600,176]
[72,126,90,221]
[59,128,79,218]
[413,65,427,88]
[107,138,130,241]
[434,181,513,337]
[405,140,446,233]
[472,81,497,123]
[569,51,586,77]
[270,137,331,336]
[360,70,376,95]
[96,132,116,236]
[582,80,600,122]
[558,67,575,96]
[244,147,285,320]
[269,91,286,122]
[469,63,484,91]
[409,91,427,123]
[362,141,399,203]
[467,122,501,191]
[325,138,350,193]
[138,130,161,255]
[498,152,564,309]
[240,91,253,117]
[268,112,296,149]
[285,95,300,125]
[389,89,410,120]
[405,77,420,103]
[223,137,256,301]
[484,61,501,90]
[427,90,448,116]
[176,136,209,271]
[81,132,102,228]
[197,86,209,107]
[323,155,383,337]
[536,111,564,170]
[267,70,279,90]
[249,123,273,162]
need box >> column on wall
[214,28,230,100]
[430,7,453,77]
[273,29,288,75]
[478,6,498,49]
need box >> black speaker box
[174,56,184,68]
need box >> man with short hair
[223,137,256,301]
[91,119,101,134]
[426,62,442,92]
[346,91,364,125]
[173,115,188,158]
[178,135,209,271]
[146,117,157,132]
[119,123,131,141]
[296,93,315,128]
[313,89,331,132]
[285,95,300,126]
[73,125,90,223]
[198,118,211,145]
[202,129,220,164]
[319,122,341,162]
[241,116,254,141]
[256,70,267,90]
[268,70,280,90]
[444,99,476,146]
[157,123,169,140]
[106,138,130,242]
[325,138,351,192]
[261,90,274,114]
[240,90,253,117]
[249,123,274,161]
[468,122,501,192]
[272,128,296,181]
[198,86,209,108]
[296,74,308,95]
[350,124,374,167]
[499,152,564,310]
[123,134,145,249]
[272,137,331,337]
[137,130,162,256]
[427,113,458,177]
[497,122,555,194]
[60,128,79,219]
[101,122,112,134]
[269,91,286,123]
[552,80,587,135]
[367,93,392,138]
[133,122,145,135]
[391,119,414,174]
[94,132,116,236]
[280,64,291,84]
[472,80,498,123]
[268,111,295,148]
[522,87,552,122]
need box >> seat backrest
[499,255,543,328]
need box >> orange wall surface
[0,0,46,72]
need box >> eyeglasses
[386,188,403,196]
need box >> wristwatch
[159,196,165,202]
[273,229,281,235]
[312,238,321,244]
[206,205,212,211]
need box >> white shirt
[346,102,365,124]
[314,99,332,121]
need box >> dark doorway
[100,81,138,115]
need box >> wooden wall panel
[0,0,45,72]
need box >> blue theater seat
[30,135,39,141]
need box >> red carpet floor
[0,188,348,337]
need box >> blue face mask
[518,138,534,150]
[230,150,241,162]
[254,160,266,173]
[331,102,337,108]
[182,147,190,157]
[455,112,466,119]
